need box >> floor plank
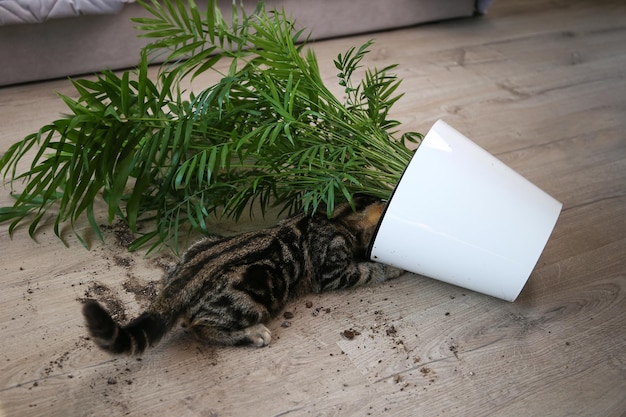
[1,0,625,416]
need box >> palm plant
[0,0,421,253]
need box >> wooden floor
[1,0,625,415]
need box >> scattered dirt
[113,255,134,268]
[311,306,331,317]
[90,360,141,405]
[42,351,71,377]
[385,325,398,337]
[122,278,159,308]
[448,339,460,359]
[101,220,136,249]
[84,222,173,319]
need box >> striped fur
[82,196,404,354]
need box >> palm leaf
[0,0,420,252]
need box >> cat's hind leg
[191,322,272,347]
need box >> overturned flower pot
[368,120,562,301]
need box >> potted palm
[368,120,562,301]
[0,0,561,300]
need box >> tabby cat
[82,196,404,354]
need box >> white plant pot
[369,120,562,301]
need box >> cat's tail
[82,300,173,355]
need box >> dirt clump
[341,329,361,340]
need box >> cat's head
[334,195,387,247]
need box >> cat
[82,195,404,354]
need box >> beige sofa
[0,0,491,86]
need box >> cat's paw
[385,265,405,279]
[244,323,272,347]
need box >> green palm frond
[0,0,421,253]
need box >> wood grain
[1,0,625,416]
